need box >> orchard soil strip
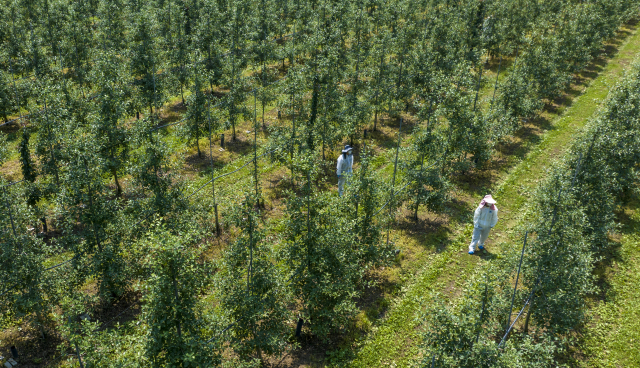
[345,19,640,368]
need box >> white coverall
[336,153,353,196]
[469,205,499,252]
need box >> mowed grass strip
[344,20,640,368]
[578,199,640,368]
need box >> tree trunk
[112,167,122,198]
[50,148,60,185]
[232,119,236,141]
[523,294,535,334]
[172,276,183,340]
[374,111,377,131]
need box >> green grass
[340,20,640,368]
[579,200,640,367]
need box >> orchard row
[1,0,638,366]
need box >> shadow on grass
[0,122,21,142]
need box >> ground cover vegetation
[418,58,640,368]
[0,0,639,366]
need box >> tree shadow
[222,134,253,156]
[185,152,216,174]
[589,201,638,304]
[0,323,65,368]
[0,122,21,142]
[93,290,144,332]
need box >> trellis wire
[205,323,235,343]
[386,117,403,246]
[0,28,298,129]
[0,144,280,300]
[1,6,527,364]
[487,151,585,352]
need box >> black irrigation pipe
[0,253,77,298]
[2,143,279,301]
[2,77,443,300]
[0,179,24,188]
[498,293,532,348]
[492,157,583,351]
[99,300,141,329]
[205,323,235,343]
[0,283,18,298]
[0,111,39,127]
[1,28,299,129]
[210,147,278,182]
[44,255,78,271]
[149,71,290,133]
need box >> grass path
[577,199,640,367]
[342,21,640,368]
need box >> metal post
[4,195,17,238]
[254,90,259,200]
[475,282,488,344]
[206,95,220,236]
[472,56,486,111]
[248,202,253,294]
[74,342,85,368]
[9,55,22,126]
[570,153,583,188]
[172,275,182,340]
[490,52,503,106]
[295,318,303,337]
[507,232,527,328]
[214,200,220,236]
[527,154,583,333]
[221,133,225,149]
[386,118,403,245]
[306,171,311,272]
[83,160,103,252]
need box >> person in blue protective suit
[469,194,498,254]
[336,145,353,197]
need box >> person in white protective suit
[336,145,354,197]
[468,194,498,254]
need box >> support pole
[74,342,85,368]
[386,118,403,246]
[206,95,220,236]
[490,51,503,106]
[507,232,527,329]
[4,195,17,238]
[254,90,259,200]
[475,281,488,344]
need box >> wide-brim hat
[342,145,353,153]
[483,195,497,204]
